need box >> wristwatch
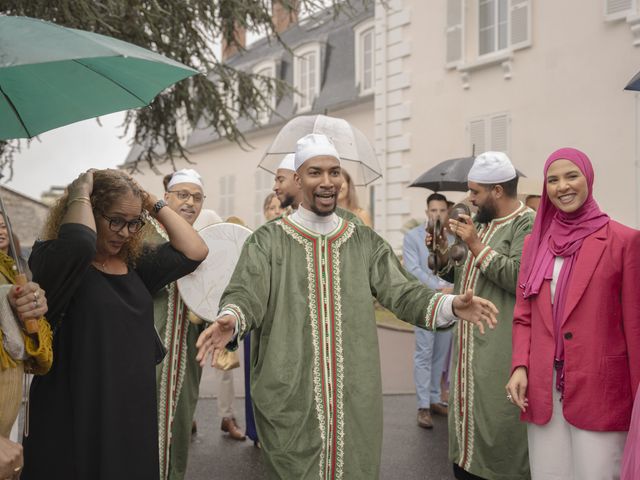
[152,199,167,215]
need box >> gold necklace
[93,259,108,272]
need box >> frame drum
[177,222,252,321]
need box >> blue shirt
[402,224,453,290]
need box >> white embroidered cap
[277,153,296,172]
[167,168,204,189]
[294,133,340,171]
[468,151,517,184]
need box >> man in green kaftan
[196,134,499,480]
[437,152,534,480]
[149,169,220,480]
[273,153,362,224]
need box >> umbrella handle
[15,273,39,334]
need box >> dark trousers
[453,463,487,480]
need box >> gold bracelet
[67,196,92,207]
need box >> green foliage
[0,0,371,172]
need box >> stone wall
[0,186,50,254]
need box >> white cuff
[217,309,239,337]
[435,294,457,328]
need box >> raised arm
[146,194,208,262]
[452,213,533,294]
[62,170,97,231]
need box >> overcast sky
[6,112,132,199]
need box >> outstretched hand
[452,289,498,334]
[195,314,237,367]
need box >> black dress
[22,223,201,480]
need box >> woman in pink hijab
[506,148,640,480]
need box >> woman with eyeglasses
[22,169,208,480]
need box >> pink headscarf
[519,148,609,297]
[518,147,609,392]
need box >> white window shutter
[510,0,530,49]
[605,0,634,18]
[469,120,486,156]
[446,0,464,66]
[490,114,509,153]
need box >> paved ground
[187,326,454,479]
[186,395,452,479]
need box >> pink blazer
[512,221,640,431]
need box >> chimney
[221,24,246,62]
[272,0,299,34]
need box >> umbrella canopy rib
[0,82,31,138]
[72,58,148,104]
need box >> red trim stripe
[280,216,351,479]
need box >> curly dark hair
[42,169,151,264]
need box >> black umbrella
[625,70,640,91]
[409,156,526,192]
[409,157,475,192]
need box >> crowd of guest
[0,141,638,480]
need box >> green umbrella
[0,15,199,140]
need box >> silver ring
[506,394,513,402]
[33,300,38,308]
[33,291,39,301]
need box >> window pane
[300,56,309,108]
[308,52,316,104]
[479,0,495,30]
[479,29,494,55]
[363,29,373,91]
[498,0,508,49]
[479,0,496,55]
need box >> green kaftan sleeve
[367,230,445,331]
[472,212,534,295]
[219,226,272,339]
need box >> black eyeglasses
[101,214,146,233]
[167,190,206,204]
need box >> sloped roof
[122,3,374,164]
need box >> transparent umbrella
[259,114,382,186]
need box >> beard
[308,202,336,217]
[308,191,338,217]
[279,192,296,209]
[475,200,498,224]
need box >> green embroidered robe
[442,203,534,480]
[221,215,447,480]
[147,220,204,480]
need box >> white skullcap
[167,169,204,190]
[294,133,340,171]
[468,151,517,184]
[277,153,296,172]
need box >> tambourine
[449,203,471,265]
[426,217,443,272]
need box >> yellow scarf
[0,251,53,375]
